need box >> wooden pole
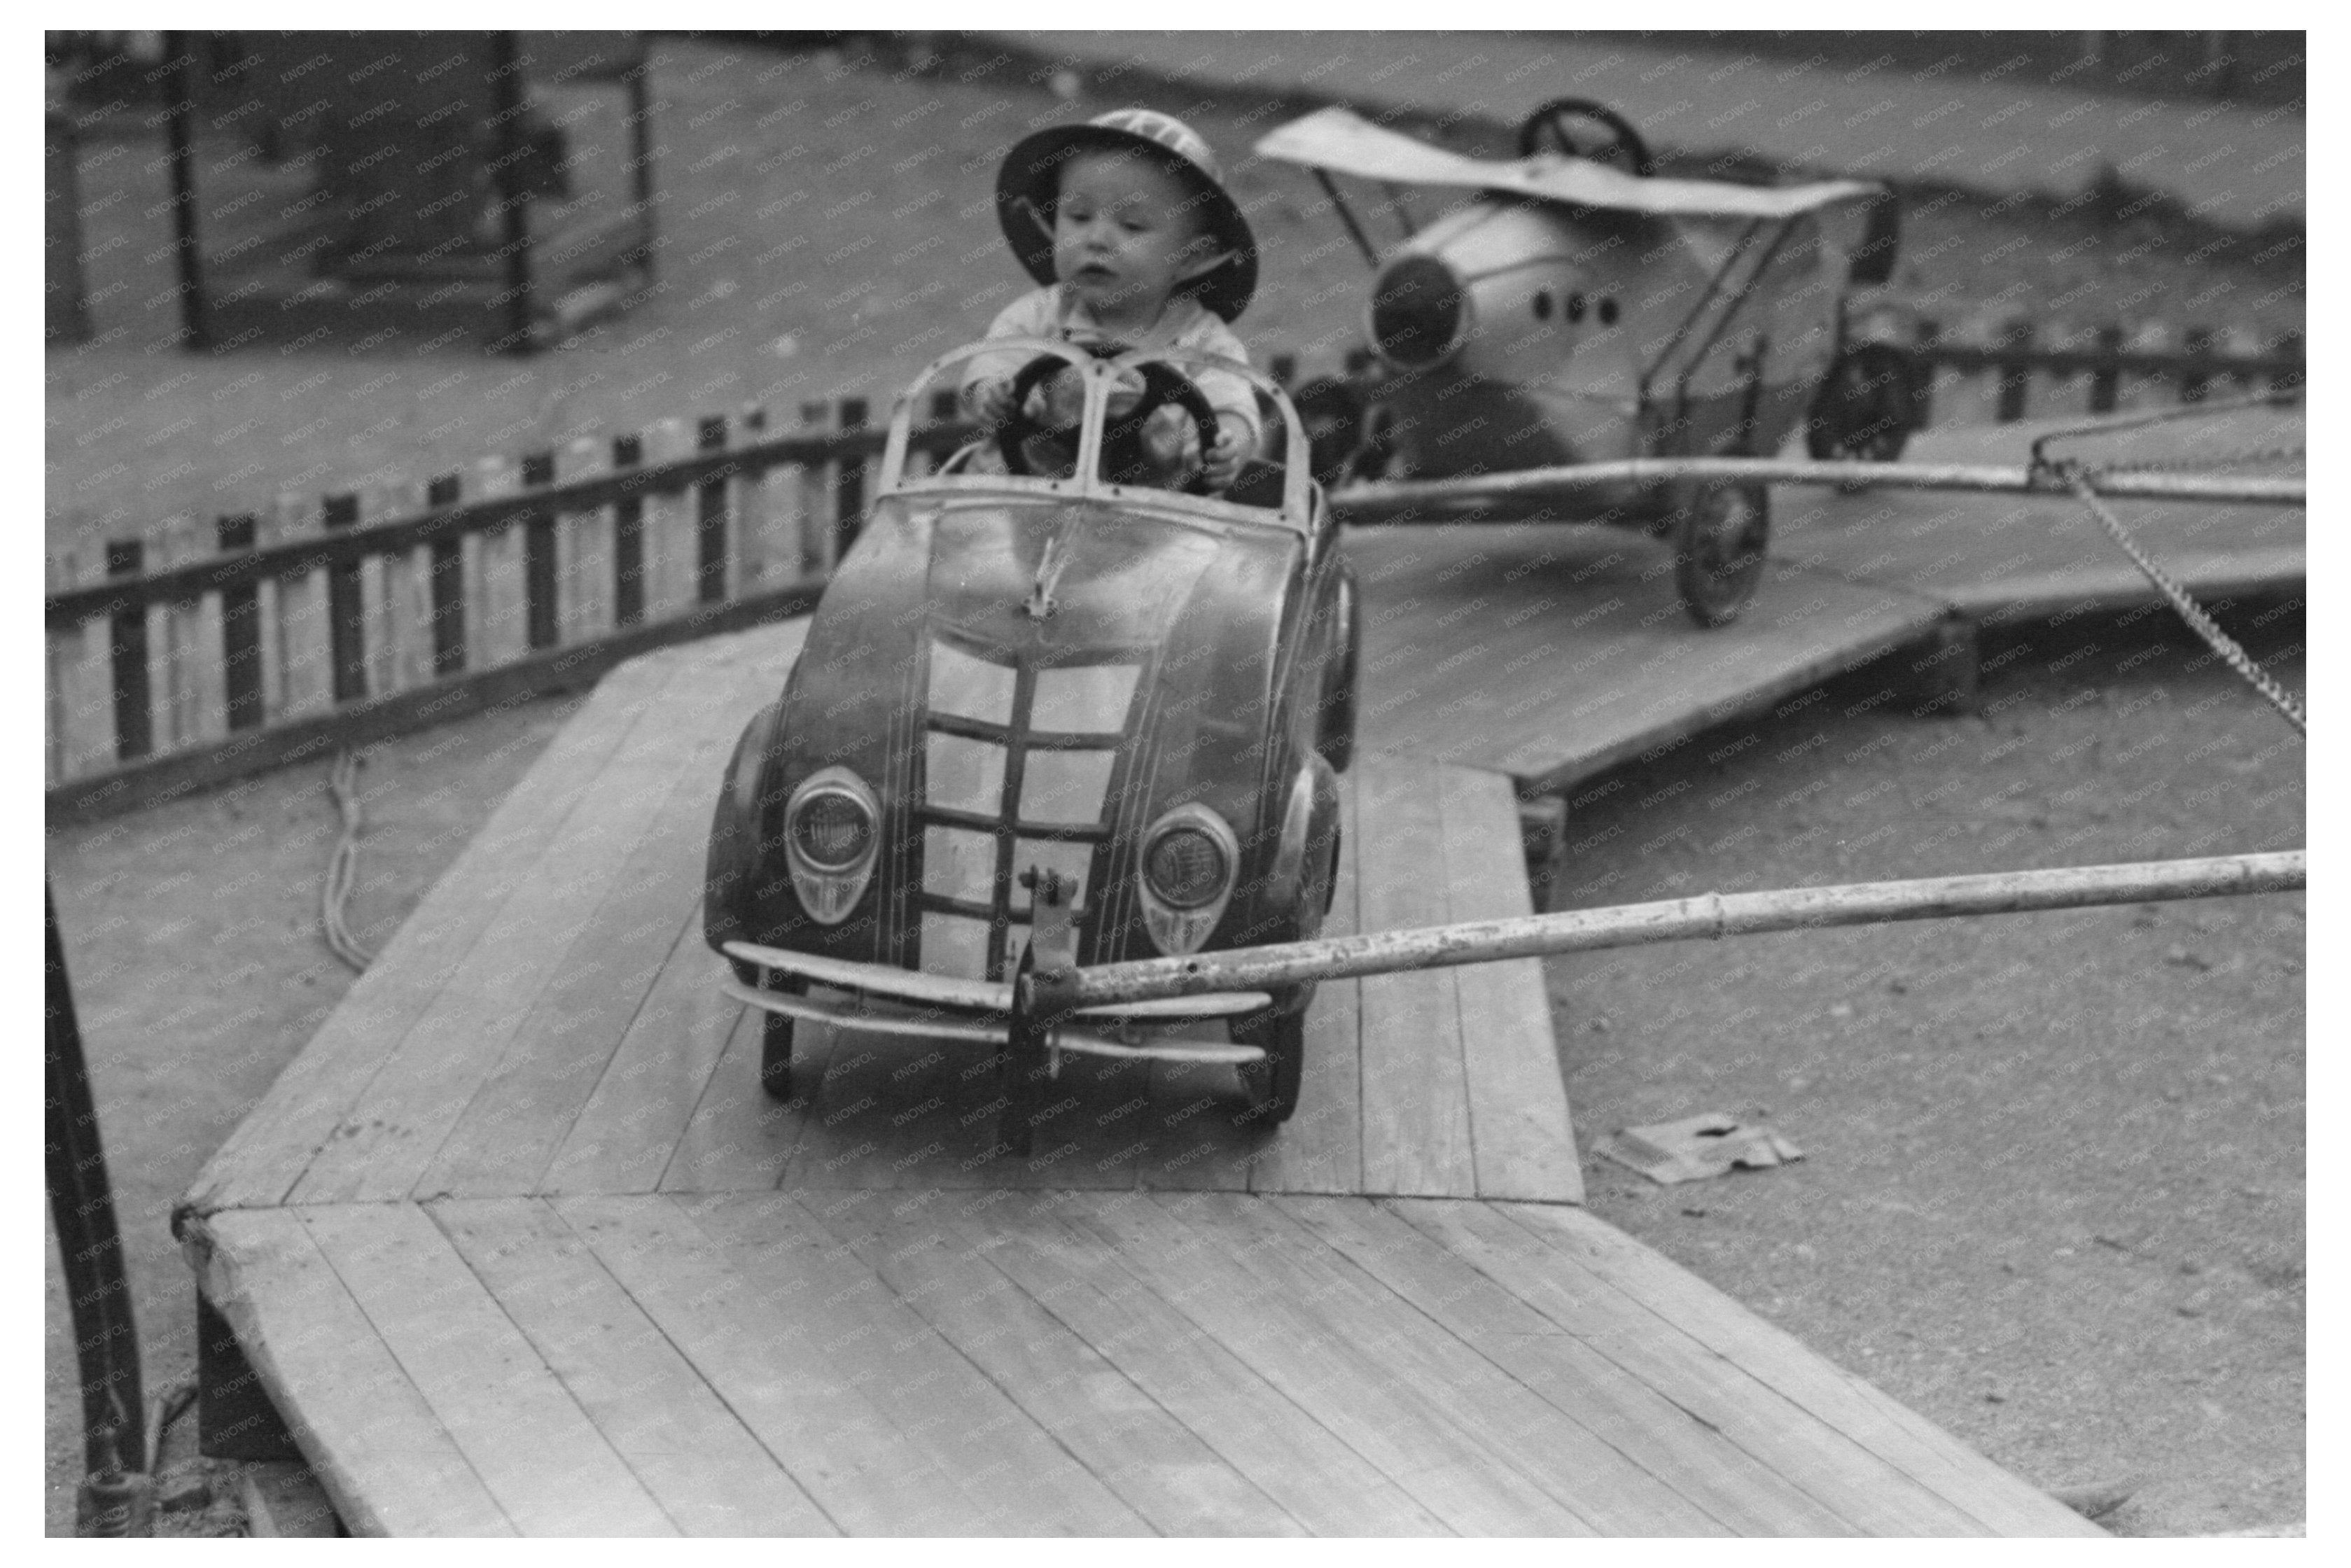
[1026,851,2305,1011]
[165,32,208,350]
[489,31,535,354]
[1330,455,2304,522]
[626,51,655,282]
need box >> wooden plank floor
[182,617,2104,1536]
[1776,407,2305,621]
[190,1190,2098,1536]
[190,625,1579,1210]
[1351,525,1948,795]
[1353,403,2301,794]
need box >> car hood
[762,490,1301,977]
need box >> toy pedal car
[704,340,1359,1156]
[1262,99,1923,626]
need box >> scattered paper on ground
[1596,1112,1805,1185]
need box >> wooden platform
[182,620,2099,1536]
[1353,402,2302,795]
[1777,407,2305,622]
[1352,527,1946,794]
[195,1190,2093,1536]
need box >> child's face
[1049,149,1227,326]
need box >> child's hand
[968,377,1017,428]
[1199,425,1247,493]
[1036,368,1088,428]
[1103,365,1147,419]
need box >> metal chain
[2060,468,2305,734]
[2093,442,2305,478]
[2029,388,2303,479]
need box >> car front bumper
[720,941,1273,1068]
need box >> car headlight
[783,766,880,925]
[1138,803,1239,954]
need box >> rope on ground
[2060,468,2306,735]
[321,750,375,972]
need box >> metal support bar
[1330,455,2304,523]
[1312,169,1381,269]
[1026,850,2305,1012]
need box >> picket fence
[46,318,2301,819]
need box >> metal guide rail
[1026,850,2306,1014]
[1330,453,2305,523]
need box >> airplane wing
[1255,106,1882,220]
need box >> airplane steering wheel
[997,351,1222,496]
[1516,98,1656,177]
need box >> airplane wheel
[1235,1005,1306,1126]
[1806,343,1919,463]
[1673,481,1770,627]
[1294,376,1366,486]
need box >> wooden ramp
[1352,526,1946,794]
[1777,406,2305,622]
[181,621,2097,1536]
[1354,403,2301,796]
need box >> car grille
[916,636,1142,982]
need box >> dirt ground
[1555,614,2305,1538]
[47,36,2304,558]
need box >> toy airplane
[1259,100,1918,624]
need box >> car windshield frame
[876,338,1316,532]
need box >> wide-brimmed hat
[996,107,1259,322]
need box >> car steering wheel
[996,349,1101,479]
[1101,360,1222,496]
[1515,97,1656,177]
[996,349,1223,496]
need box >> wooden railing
[1897,316,2302,427]
[48,316,2303,820]
[1271,315,2305,429]
[45,391,970,820]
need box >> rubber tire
[1672,481,1771,628]
[758,1011,795,1100]
[1235,1006,1306,1126]
[1293,376,1366,486]
[1317,561,1361,775]
[999,1047,1040,1159]
[1805,344,1918,463]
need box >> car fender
[704,698,784,958]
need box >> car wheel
[1235,1005,1306,1126]
[1317,561,1360,774]
[759,1013,795,1100]
[1671,480,1770,628]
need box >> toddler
[963,108,1261,491]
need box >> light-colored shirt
[962,284,1262,451]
